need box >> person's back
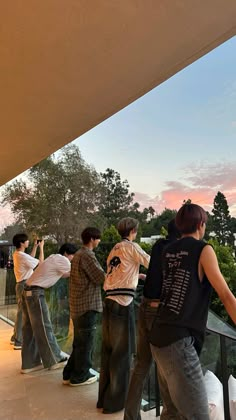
[63,227,105,387]
[21,243,77,373]
[152,236,212,354]
[98,217,150,414]
[149,203,236,420]
[27,254,71,288]
[104,239,150,305]
[69,246,104,320]
[124,219,180,420]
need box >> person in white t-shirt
[21,243,77,374]
[11,233,44,349]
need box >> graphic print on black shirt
[161,250,190,315]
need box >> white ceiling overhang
[0,1,236,185]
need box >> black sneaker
[14,343,22,350]
[69,373,97,387]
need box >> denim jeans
[97,298,135,413]
[13,280,26,345]
[21,287,62,369]
[124,299,159,420]
[63,310,97,382]
[151,337,210,420]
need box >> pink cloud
[134,161,236,216]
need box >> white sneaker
[21,365,44,374]
[48,358,67,370]
[69,375,97,386]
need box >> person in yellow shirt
[97,217,150,414]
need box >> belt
[24,285,44,291]
[146,301,160,308]
[142,298,160,308]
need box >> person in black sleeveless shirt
[124,219,180,420]
[149,203,236,420]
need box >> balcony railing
[0,267,235,419]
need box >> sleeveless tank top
[149,237,212,353]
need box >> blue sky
[75,36,236,216]
[0,36,235,231]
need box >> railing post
[220,334,230,420]
[155,364,160,417]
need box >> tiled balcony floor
[0,319,159,420]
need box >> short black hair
[81,227,101,245]
[167,219,181,240]
[13,233,28,249]
[58,243,78,256]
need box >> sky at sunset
[0,37,236,231]
[75,36,236,217]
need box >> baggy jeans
[21,287,62,369]
[13,280,26,345]
[150,337,210,420]
[124,299,159,420]
[63,311,97,382]
[97,298,135,413]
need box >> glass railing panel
[200,331,221,376]
[207,310,236,340]
[0,267,16,324]
[225,335,236,378]
[46,280,103,370]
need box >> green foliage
[139,241,152,255]
[212,191,234,246]
[98,168,135,226]
[208,238,236,325]
[0,223,25,242]
[160,226,167,237]
[101,225,121,243]
[94,225,121,270]
[1,145,103,243]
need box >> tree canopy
[1,145,102,243]
[211,191,234,246]
[98,168,135,226]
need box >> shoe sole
[62,379,70,385]
[21,365,44,374]
[48,362,67,370]
[69,377,97,386]
[14,347,22,350]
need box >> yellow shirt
[104,239,150,306]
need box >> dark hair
[167,219,181,240]
[81,227,101,245]
[12,233,28,249]
[58,243,78,256]
[175,203,208,234]
[117,217,139,238]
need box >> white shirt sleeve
[130,242,150,268]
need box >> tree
[98,168,135,226]
[153,208,177,234]
[211,191,234,246]
[1,145,103,243]
[0,223,25,243]
[208,238,236,326]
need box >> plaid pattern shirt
[69,246,105,318]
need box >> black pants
[97,299,135,413]
[63,311,97,382]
